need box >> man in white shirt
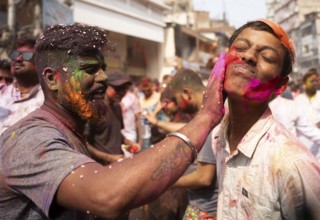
[212,19,320,219]
[0,38,44,134]
[269,95,320,162]
[121,87,141,143]
[294,70,320,157]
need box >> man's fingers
[209,52,226,85]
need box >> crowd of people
[0,19,320,220]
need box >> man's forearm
[156,120,186,132]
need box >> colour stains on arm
[151,143,189,180]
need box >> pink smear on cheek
[243,76,282,101]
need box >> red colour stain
[266,132,270,141]
[229,199,238,207]
[38,146,46,158]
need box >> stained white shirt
[120,91,141,142]
[212,108,320,219]
[294,91,320,125]
[269,96,320,143]
[293,92,320,158]
[0,83,44,134]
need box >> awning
[74,0,166,43]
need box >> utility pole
[33,0,42,37]
[7,0,16,40]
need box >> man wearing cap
[85,71,138,164]
[211,19,320,219]
[0,38,44,134]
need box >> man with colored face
[0,23,226,219]
[0,38,44,134]
[146,68,205,132]
[139,76,161,113]
[211,19,320,219]
[294,70,320,159]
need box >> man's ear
[43,68,59,90]
[182,88,193,100]
[275,76,289,95]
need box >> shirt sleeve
[1,125,95,217]
[198,130,216,164]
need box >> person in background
[121,83,142,145]
[289,81,302,98]
[294,70,320,128]
[269,95,320,162]
[145,69,218,220]
[212,19,320,219]
[146,69,202,132]
[160,74,173,94]
[173,130,217,220]
[0,23,226,219]
[139,76,170,147]
[152,78,160,93]
[139,76,160,112]
[85,71,139,164]
[293,70,320,162]
[0,38,44,134]
[0,59,13,92]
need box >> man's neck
[43,100,86,136]
[227,99,268,152]
[15,74,39,94]
[305,90,316,99]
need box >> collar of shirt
[11,82,41,103]
[217,108,274,159]
[41,102,85,141]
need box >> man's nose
[241,48,257,65]
[96,69,108,82]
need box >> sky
[193,0,268,28]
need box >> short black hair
[168,68,204,94]
[14,37,36,49]
[302,71,319,83]
[35,23,109,76]
[0,59,11,71]
[229,20,294,77]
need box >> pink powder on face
[226,47,283,102]
[243,76,282,102]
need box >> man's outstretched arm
[55,53,226,219]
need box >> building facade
[267,0,320,80]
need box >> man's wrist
[197,109,222,128]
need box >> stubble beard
[63,83,108,121]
